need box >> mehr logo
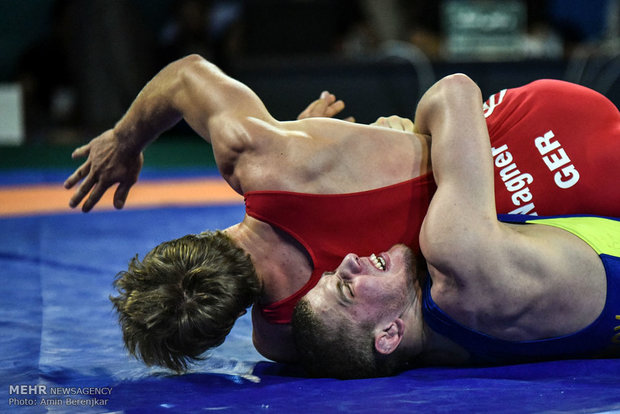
[8,384,112,408]
[9,384,47,395]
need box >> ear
[374,318,405,355]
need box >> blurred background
[0,0,618,167]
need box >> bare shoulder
[238,117,426,193]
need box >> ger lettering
[534,130,580,189]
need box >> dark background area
[0,0,618,168]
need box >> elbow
[439,73,476,86]
[178,53,207,66]
[174,54,219,78]
[434,74,481,102]
[168,54,206,74]
[415,73,482,135]
[176,54,210,76]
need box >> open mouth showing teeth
[370,253,386,270]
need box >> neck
[415,279,470,366]
[418,325,470,366]
[223,219,269,286]
[224,215,313,303]
[398,272,468,367]
[396,282,426,359]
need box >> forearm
[111,57,190,154]
[113,54,269,154]
[65,55,274,211]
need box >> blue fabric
[2,185,620,413]
[423,214,620,364]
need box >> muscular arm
[119,54,274,146]
[65,54,276,211]
[417,74,499,276]
[417,75,608,340]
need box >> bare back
[231,116,430,195]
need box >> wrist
[112,120,149,157]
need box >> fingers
[64,161,90,189]
[67,171,125,212]
[113,182,132,209]
[315,93,348,118]
[371,116,388,128]
[298,100,320,119]
[326,100,345,117]
[399,117,415,132]
[68,174,95,209]
[82,183,108,212]
[64,143,92,189]
[309,92,334,116]
[298,91,350,119]
[71,144,90,159]
[319,90,336,102]
[372,116,414,132]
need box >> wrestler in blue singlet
[422,214,620,364]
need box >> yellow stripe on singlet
[525,217,620,256]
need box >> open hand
[63,129,143,212]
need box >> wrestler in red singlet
[246,80,620,324]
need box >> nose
[338,253,362,280]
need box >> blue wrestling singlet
[422,214,620,365]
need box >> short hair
[292,298,408,379]
[110,231,261,372]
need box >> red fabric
[486,80,620,217]
[247,80,620,324]
[245,175,435,323]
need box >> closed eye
[337,278,354,304]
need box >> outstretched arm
[64,54,275,212]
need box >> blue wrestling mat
[2,169,620,413]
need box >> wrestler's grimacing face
[305,244,416,327]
